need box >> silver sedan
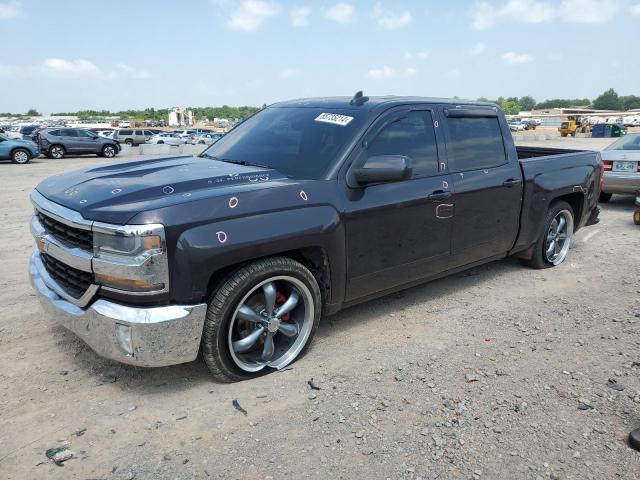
[599,133,640,202]
[146,133,187,146]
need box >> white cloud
[501,51,533,65]
[632,3,640,16]
[472,0,619,29]
[116,63,151,79]
[290,6,311,26]
[0,1,20,19]
[324,3,355,24]
[227,0,279,31]
[43,58,99,76]
[371,2,412,30]
[404,51,429,60]
[469,42,485,55]
[367,65,416,79]
[279,67,300,79]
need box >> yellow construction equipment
[558,115,590,137]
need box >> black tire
[11,148,31,164]
[125,139,134,146]
[520,200,574,269]
[102,144,117,158]
[49,145,65,159]
[157,140,164,144]
[201,256,322,382]
[599,192,612,203]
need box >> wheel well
[205,247,332,310]
[551,192,583,228]
[10,147,29,156]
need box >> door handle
[427,190,452,201]
[502,178,520,187]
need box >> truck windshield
[200,107,365,179]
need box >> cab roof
[272,96,496,112]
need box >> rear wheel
[521,200,574,269]
[598,192,612,203]
[11,148,31,164]
[157,140,164,144]
[125,139,133,146]
[49,145,65,159]
[201,257,321,382]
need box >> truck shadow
[57,256,523,393]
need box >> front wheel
[521,200,574,269]
[102,145,117,158]
[125,139,134,146]
[201,257,322,382]
[11,148,31,164]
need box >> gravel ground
[0,141,639,479]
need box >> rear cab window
[442,111,507,172]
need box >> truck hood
[35,155,296,224]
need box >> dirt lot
[1,140,639,480]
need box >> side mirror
[352,155,412,185]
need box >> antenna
[349,91,369,106]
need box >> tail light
[598,164,605,193]
[602,160,612,170]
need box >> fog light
[115,323,134,356]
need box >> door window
[60,129,78,137]
[77,130,95,138]
[444,117,506,171]
[366,111,439,177]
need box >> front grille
[37,211,92,250]
[41,252,93,299]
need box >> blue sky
[1,0,639,113]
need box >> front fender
[172,206,345,304]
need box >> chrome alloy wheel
[50,146,64,159]
[13,150,29,163]
[103,145,116,157]
[545,209,573,265]
[228,276,314,372]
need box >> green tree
[519,96,536,111]
[620,95,640,111]
[26,108,40,116]
[535,98,591,109]
[592,88,621,110]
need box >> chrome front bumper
[29,251,207,367]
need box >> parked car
[37,128,120,159]
[598,132,640,202]
[6,125,39,140]
[0,133,39,164]
[507,119,526,131]
[173,129,198,139]
[96,130,114,138]
[147,133,187,146]
[28,95,602,381]
[521,119,537,130]
[190,132,224,145]
[113,129,155,146]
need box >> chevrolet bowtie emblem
[35,236,46,252]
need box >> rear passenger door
[440,107,523,267]
[344,106,453,301]
[59,129,80,152]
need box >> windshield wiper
[219,158,270,169]
[199,153,270,170]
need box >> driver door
[76,129,100,153]
[343,107,453,301]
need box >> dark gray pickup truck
[29,95,602,381]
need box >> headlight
[92,223,169,294]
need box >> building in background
[168,107,193,127]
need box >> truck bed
[516,145,587,159]
[511,146,602,255]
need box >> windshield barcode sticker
[314,113,354,127]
